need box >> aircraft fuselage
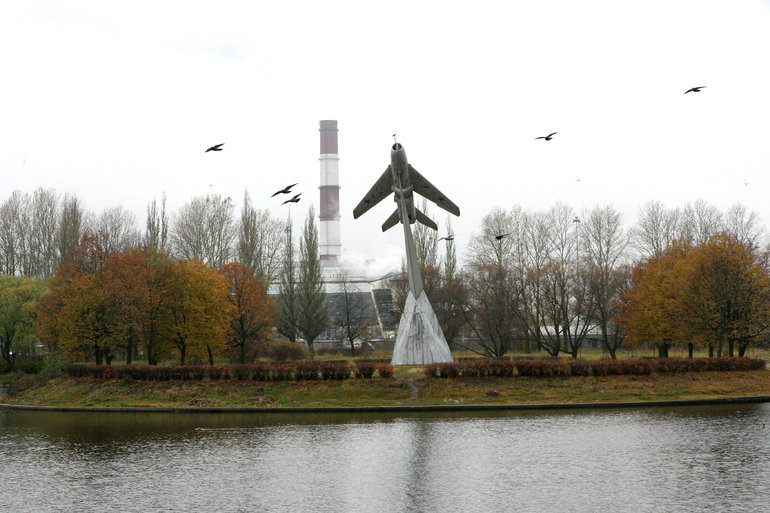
[390,143,416,224]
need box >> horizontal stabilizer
[382,209,400,232]
[415,208,438,231]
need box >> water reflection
[2,405,769,512]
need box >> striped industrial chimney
[319,120,341,261]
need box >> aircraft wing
[408,164,460,217]
[353,166,393,219]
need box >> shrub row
[423,359,517,378]
[424,357,766,378]
[66,360,396,382]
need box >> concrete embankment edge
[2,396,770,414]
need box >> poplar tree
[297,205,327,353]
[276,218,299,342]
[145,193,168,251]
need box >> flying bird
[439,235,455,242]
[535,132,558,141]
[271,183,298,197]
[205,143,224,152]
[684,86,707,94]
[490,233,510,241]
[281,193,302,205]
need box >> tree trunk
[708,344,714,358]
[716,325,724,357]
[207,345,214,366]
[657,343,669,358]
[688,343,694,359]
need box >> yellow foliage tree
[677,233,770,356]
[167,259,234,365]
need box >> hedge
[423,357,766,378]
[64,360,394,382]
[64,357,766,382]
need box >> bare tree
[629,200,682,260]
[1,188,68,278]
[459,262,523,356]
[466,206,519,269]
[329,270,376,357]
[170,194,236,268]
[432,216,466,347]
[681,198,723,246]
[518,208,552,353]
[238,190,284,284]
[28,188,60,278]
[411,199,443,303]
[297,205,327,352]
[581,204,629,359]
[535,202,595,358]
[724,202,764,249]
[0,191,24,275]
[443,216,457,280]
[93,205,141,255]
[461,206,525,356]
[413,198,439,270]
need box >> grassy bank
[4,366,770,409]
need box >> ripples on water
[2,405,769,512]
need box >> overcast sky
[2,1,770,278]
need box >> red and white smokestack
[319,120,341,261]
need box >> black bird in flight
[205,143,224,152]
[490,233,510,241]
[281,193,302,205]
[684,86,707,94]
[272,183,298,197]
[439,235,455,242]
[535,132,558,141]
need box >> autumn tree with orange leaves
[38,234,116,364]
[617,234,770,357]
[39,235,235,365]
[220,262,276,363]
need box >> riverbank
[3,367,770,410]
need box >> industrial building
[292,121,398,349]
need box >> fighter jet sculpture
[353,143,460,232]
[354,142,458,366]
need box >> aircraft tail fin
[415,208,438,231]
[382,209,400,232]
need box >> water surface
[2,404,769,512]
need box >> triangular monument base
[391,290,454,366]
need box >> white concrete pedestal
[391,290,454,365]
